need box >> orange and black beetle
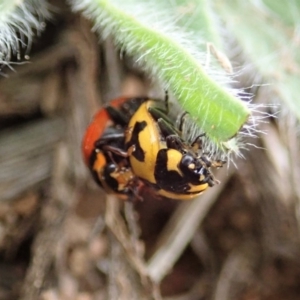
[83,96,223,201]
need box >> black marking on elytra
[154,149,214,194]
[126,121,147,162]
[154,149,191,193]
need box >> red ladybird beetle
[82,97,147,200]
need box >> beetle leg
[127,144,136,156]
[156,117,181,138]
[166,135,186,151]
[128,179,144,202]
[211,159,226,168]
[178,112,189,132]
[102,144,136,157]
[148,105,169,121]
[102,145,129,157]
[191,134,205,151]
[164,90,169,113]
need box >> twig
[105,196,149,283]
[212,242,259,300]
[0,118,64,202]
[105,195,162,300]
[146,167,233,283]
[20,143,74,300]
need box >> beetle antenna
[164,90,169,113]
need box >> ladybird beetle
[82,97,147,199]
[125,99,223,200]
